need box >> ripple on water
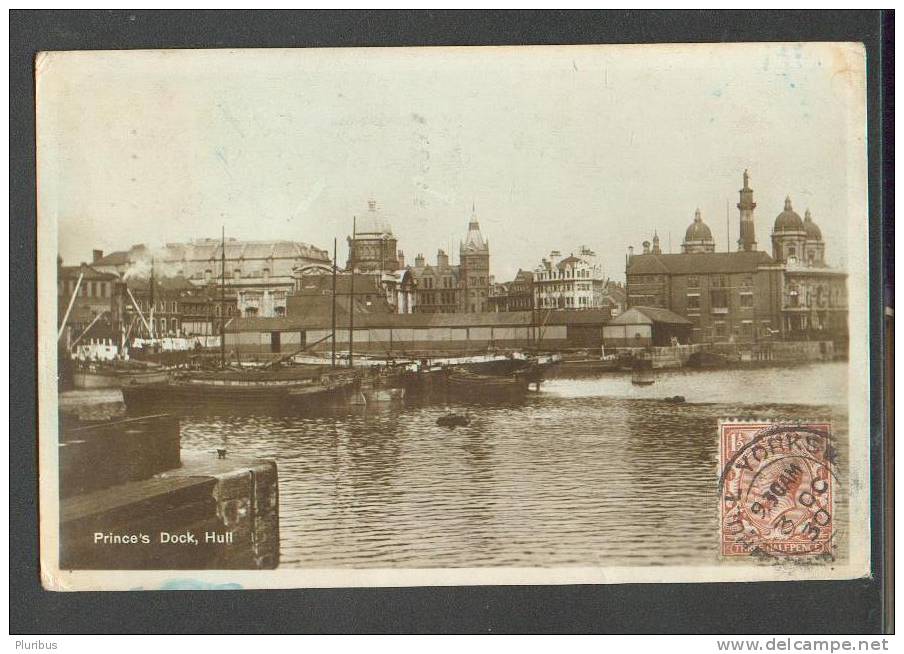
[176,362,850,568]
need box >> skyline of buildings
[60,169,848,346]
[625,171,847,345]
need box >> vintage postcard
[37,43,871,590]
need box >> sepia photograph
[36,41,872,591]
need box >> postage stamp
[719,421,835,559]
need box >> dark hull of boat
[549,359,620,377]
[121,379,357,416]
[399,369,449,397]
[445,373,529,402]
[461,358,531,376]
[74,368,170,389]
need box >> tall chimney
[92,249,104,263]
[642,241,651,255]
[397,250,405,268]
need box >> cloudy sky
[38,43,865,281]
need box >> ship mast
[149,256,155,339]
[220,226,226,369]
[331,238,337,368]
[349,216,356,368]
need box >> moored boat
[121,367,359,415]
[445,369,529,402]
[73,361,171,389]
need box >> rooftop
[627,251,776,275]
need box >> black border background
[9,10,891,634]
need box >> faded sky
[38,43,865,281]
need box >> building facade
[488,269,534,312]
[57,260,119,346]
[412,250,461,314]
[626,249,784,343]
[91,238,331,318]
[769,199,848,342]
[346,200,403,273]
[411,209,492,314]
[625,171,847,346]
[343,200,416,314]
[534,246,605,310]
[459,211,491,313]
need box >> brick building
[488,269,534,313]
[625,171,847,346]
[57,259,119,346]
[411,208,491,314]
[626,248,783,343]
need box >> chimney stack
[642,241,651,255]
[397,250,405,268]
[437,249,449,268]
[92,249,104,263]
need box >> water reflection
[168,362,849,568]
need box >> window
[739,292,754,309]
[710,289,728,310]
[740,321,753,338]
[713,321,727,339]
[686,294,700,310]
[234,269,241,280]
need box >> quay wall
[611,344,703,369]
[58,409,280,570]
[709,340,836,362]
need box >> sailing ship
[121,366,359,414]
[120,229,362,414]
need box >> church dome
[355,200,393,236]
[773,196,804,232]
[803,208,822,239]
[685,208,713,242]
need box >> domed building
[681,208,716,253]
[802,209,827,266]
[770,196,809,264]
[771,201,845,341]
[347,200,403,273]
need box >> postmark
[719,421,835,559]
